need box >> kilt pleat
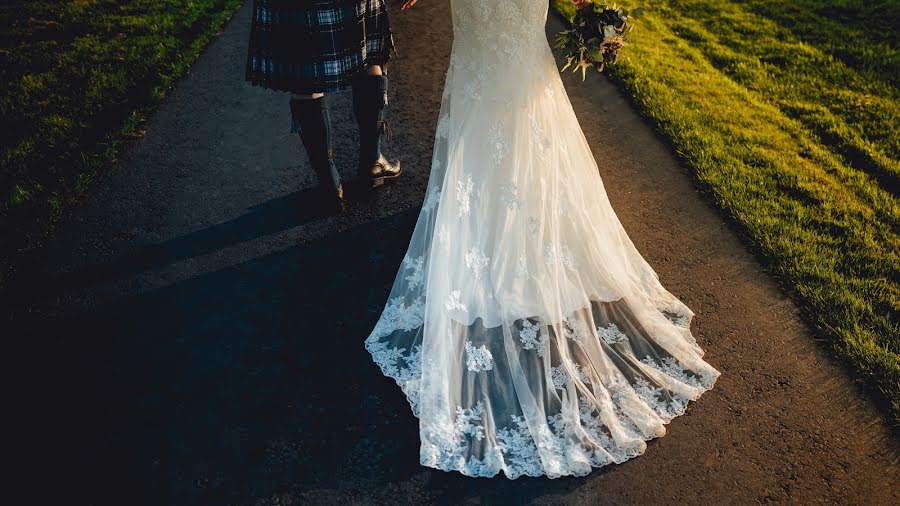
[246,0,394,93]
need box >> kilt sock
[290,97,342,191]
[352,74,389,172]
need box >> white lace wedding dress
[365,0,719,479]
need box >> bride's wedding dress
[365,0,719,479]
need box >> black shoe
[359,154,402,189]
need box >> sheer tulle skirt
[364,0,719,479]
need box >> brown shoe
[359,154,402,189]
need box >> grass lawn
[552,0,899,424]
[0,0,243,285]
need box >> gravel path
[7,1,897,504]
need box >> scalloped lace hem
[365,329,719,479]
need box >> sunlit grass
[0,0,243,284]
[553,0,899,423]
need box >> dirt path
[7,1,897,504]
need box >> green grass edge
[550,0,899,427]
[1,0,244,287]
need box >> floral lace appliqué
[487,121,510,166]
[560,245,576,269]
[456,175,475,217]
[456,402,487,440]
[563,316,591,343]
[465,247,489,280]
[421,401,489,473]
[466,80,482,100]
[661,310,690,328]
[437,114,451,139]
[528,217,540,236]
[465,341,494,372]
[598,323,628,344]
[499,183,521,210]
[496,415,543,478]
[641,356,714,390]
[423,186,441,213]
[364,340,423,415]
[446,290,468,313]
[437,225,449,246]
[632,377,687,422]
[529,112,550,161]
[543,246,556,266]
[551,366,569,390]
[518,319,546,356]
[403,255,425,289]
[370,296,425,340]
[572,362,590,383]
[544,245,576,270]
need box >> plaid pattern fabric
[246,0,394,94]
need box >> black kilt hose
[246,0,395,94]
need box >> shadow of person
[9,208,597,505]
[6,185,347,312]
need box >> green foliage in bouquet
[555,1,642,80]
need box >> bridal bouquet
[555,1,641,80]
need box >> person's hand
[400,0,418,11]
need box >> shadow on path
[10,207,590,505]
[8,184,353,307]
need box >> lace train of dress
[364,0,719,478]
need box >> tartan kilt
[245,0,394,94]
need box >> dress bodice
[449,0,551,80]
